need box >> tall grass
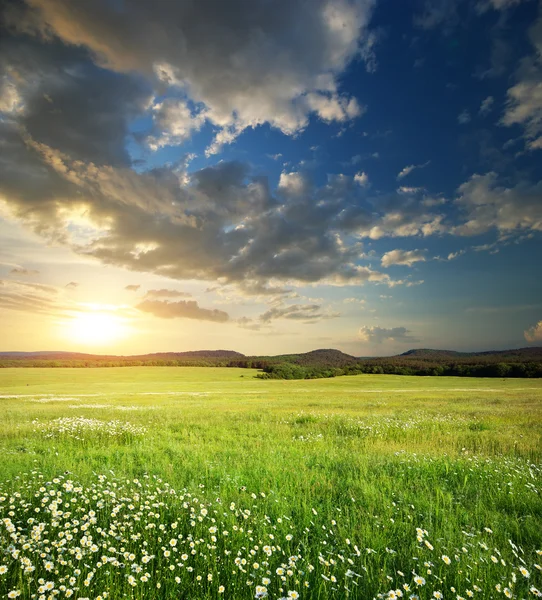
[0,368,540,599]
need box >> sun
[67,311,127,346]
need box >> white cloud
[397,160,430,180]
[453,172,542,235]
[354,171,370,187]
[381,249,426,267]
[305,93,364,123]
[147,99,207,150]
[524,320,542,342]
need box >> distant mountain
[400,349,465,358]
[399,347,542,360]
[1,348,541,374]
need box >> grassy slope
[0,368,541,598]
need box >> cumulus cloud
[125,284,141,292]
[397,161,430,180]
[359,325,419,344]
[11,0,376,154]
[136,299,229,322]
[453,172,542,235]
[524,320,542,342]
[144,289,192,299]
[381,249,426,267]
[354,171,370,187]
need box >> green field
[1,367,541,600]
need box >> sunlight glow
[66,311,129,346]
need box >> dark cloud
[359,325,419,344]
[0,31,151,167]
[65,281,78,289]
[10,0,375,153]
[136,299,229,322]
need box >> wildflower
[255,585,268,598]
[442,555,451,565]
[433,592,443,599]
[288,592,299,599]
[504,588,512,598]
[414,576,426,586]
[520,567,530,578]
[218,586,225,594]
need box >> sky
[0,0,541,357]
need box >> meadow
[0,367,541,600]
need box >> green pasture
[0,367,541,599]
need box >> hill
[0,347,541,378]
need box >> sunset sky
[1,0,541,356]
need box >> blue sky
[0,0,541,355]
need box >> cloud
[0,279,65,315]
[453,172,542,235]
[136,299,229,322]
[125,284,141,292]
[354,171,370,187]
[414,0,460,32]
[477,0,525,12]
[12,0,376,154]
[144,289,192,299]
[343,297,366,305]
[415,0,525,31]
[259,304,339,323]
[381,249,426,267]
[501,8,542,151]
[458,110,471,124]
[359,325,419,344]
[10,267,39,276]
[65,281,78,289]
[398,186,424,195]
[236,316,263,331]
[524,320,542,342]
[479,96,494,116]
[2,137,424,289]
[147,99,207,150]
[397,161,430,180]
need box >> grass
[0,367,541,599]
